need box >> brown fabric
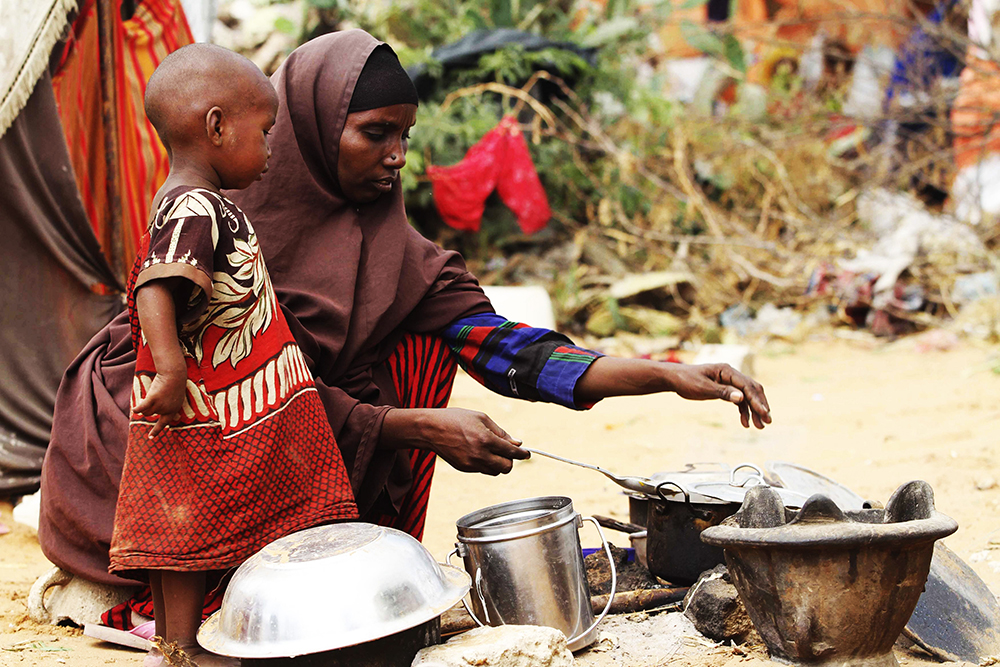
[227,29,492,516]
[0,71,121,496]
[40,311,137,584]
[39,29,491,584]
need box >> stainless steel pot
[450,496,616,651]
[197,523,470,660]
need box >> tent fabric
[0,0,78,140]
[0,0,192,495]
[0,71,122,495]
[52,0,193,275]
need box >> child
[109,44,358,666]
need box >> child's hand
[133,369,187,439]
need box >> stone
[28,567,136,627]
[692,344,754,376]
[976,476,998,491]
[683,565,756,642]
[412,625,574,667]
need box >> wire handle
[447,547,488,628]
[729,462,766,488]
[573,515,616,645]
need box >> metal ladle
[524,448,662,497]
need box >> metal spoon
[524,447,662,497]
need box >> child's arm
[133,278,188,439]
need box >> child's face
[216,88,278,190]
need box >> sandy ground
[2,336,999,666]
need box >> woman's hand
[667,363,771,429]
[133,368,187,438]
[574,357,771,429]
[381,408,529,475]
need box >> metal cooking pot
[626,464,768,585]
[197,523,470,662]
[644,480,740,585]
[451,496,616,652]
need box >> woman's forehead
[346,104,418,127]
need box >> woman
[39,30,770,624]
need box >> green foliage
[679,21,745,73]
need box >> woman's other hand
[574,357,771,429]
[381,408,530,475]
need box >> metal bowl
[197,523,470,659]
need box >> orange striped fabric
[51,0,193,279]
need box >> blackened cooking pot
[644,481,740,585]
[632,463,818,585]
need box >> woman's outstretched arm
[573,357,771,429]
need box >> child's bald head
[145,44,276,149]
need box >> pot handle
[446,547,489,627]
[570,515,616,646]
[655,480,713,520]
[729,462,765,488]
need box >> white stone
[412,625,574,667]
[12,489,40,530]
[692,344,754,376]
[976,476,998,491]
[482,286,556,331]
[28,567,136,627]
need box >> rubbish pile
[210,0,1000,345]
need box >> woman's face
[337,103,417,203]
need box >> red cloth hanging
[427,116,551,234]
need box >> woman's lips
[372,177,394,192]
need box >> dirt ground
[2,336,999,666]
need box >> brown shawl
[40,29,491,585]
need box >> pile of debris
[208,0,1000,346]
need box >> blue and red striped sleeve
[441,313,603,410]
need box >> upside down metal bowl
[197,523,471,659]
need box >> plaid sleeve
[441,312,603,410]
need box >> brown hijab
[228,30,492,516]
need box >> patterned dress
[109,186,357,575]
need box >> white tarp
[0,0,78,140]
[178,0,217,42]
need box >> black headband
[348,44,420,113]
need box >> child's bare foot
[182,645,238,667]
[142,647,166,667]
[150,637,237,667]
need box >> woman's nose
[385,143,406,168]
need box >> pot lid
[764,461,866,511]
[643,462,770,505]
[690,481,812,507]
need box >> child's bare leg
[144,571,166,667]
[160,571,236,666]
[150,571,166,636]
